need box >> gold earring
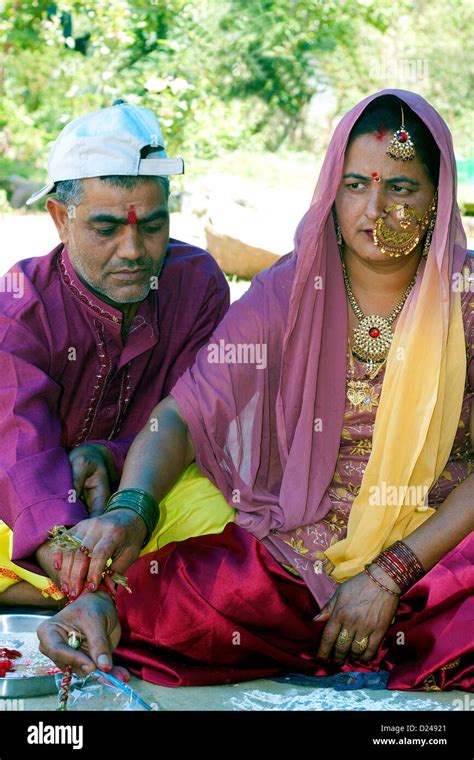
[422,206,436,259]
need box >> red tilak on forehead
[127,204,138,224]
[371,172,381,182]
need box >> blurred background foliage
[0,0,472,193]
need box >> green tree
[0,0,471,176]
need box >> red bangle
[374,541,424,594]
[365,565,400,596]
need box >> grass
[188,149,322,193]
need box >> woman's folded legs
[114,524,474,690]
[115,523,352,686]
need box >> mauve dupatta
[171,89,468,605]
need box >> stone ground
[0,608,467,712]
[18,673,469,712]
[0,212,470,712]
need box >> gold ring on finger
[354,636,369,652]
[67,631,82,649]
[337,627,351,646]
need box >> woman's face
[334,133,436,263]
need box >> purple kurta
[0,240,229,573]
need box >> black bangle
[104,489,160,545]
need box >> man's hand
[37,590,120,676]
[34,442,122,596]
[69,443,118,517]
[315,567,400,664]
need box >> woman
[38,89,473,691]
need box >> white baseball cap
[26,99,184,205]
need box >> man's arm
[77,437,134,486]
[0,316,88,574]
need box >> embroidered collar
[58,246,122,324]
[57,245,158,332]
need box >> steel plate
[0,613,58,698]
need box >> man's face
[48,178,170,306]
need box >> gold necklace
[341,256,419,369]
[346,336,387,412]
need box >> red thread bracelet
[97,582,117,601]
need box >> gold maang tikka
[373,193,437,258]
[386,106,415,161]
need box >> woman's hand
[41,444,140,599]
[44,509,147,599]
[316,566,400,664]
[60,509,147,598]
[37,590,121,677]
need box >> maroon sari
[114,524,473,691]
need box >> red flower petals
[0,648,21,659]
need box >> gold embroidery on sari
[283,537,310,555]
[281,563,301,577]
[350,439,372,456]
[323,514,346,533]
[440,657,460,671]
[41,581,62,598]
[0,567,21,581]
[422,674,442,691]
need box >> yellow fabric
[0,524,64,599]
[139,462,234,556]
[325,263,466,583]
[0,462,235,599]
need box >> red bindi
[127,204,138,224]
[371,172,381,182]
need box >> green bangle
[104,488,160,545]
[105,488,159,522]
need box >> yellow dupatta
[325,95,467,582]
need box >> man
[0,99,229,606]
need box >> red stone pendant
[386,126,415,161]
[353,315,393,363]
